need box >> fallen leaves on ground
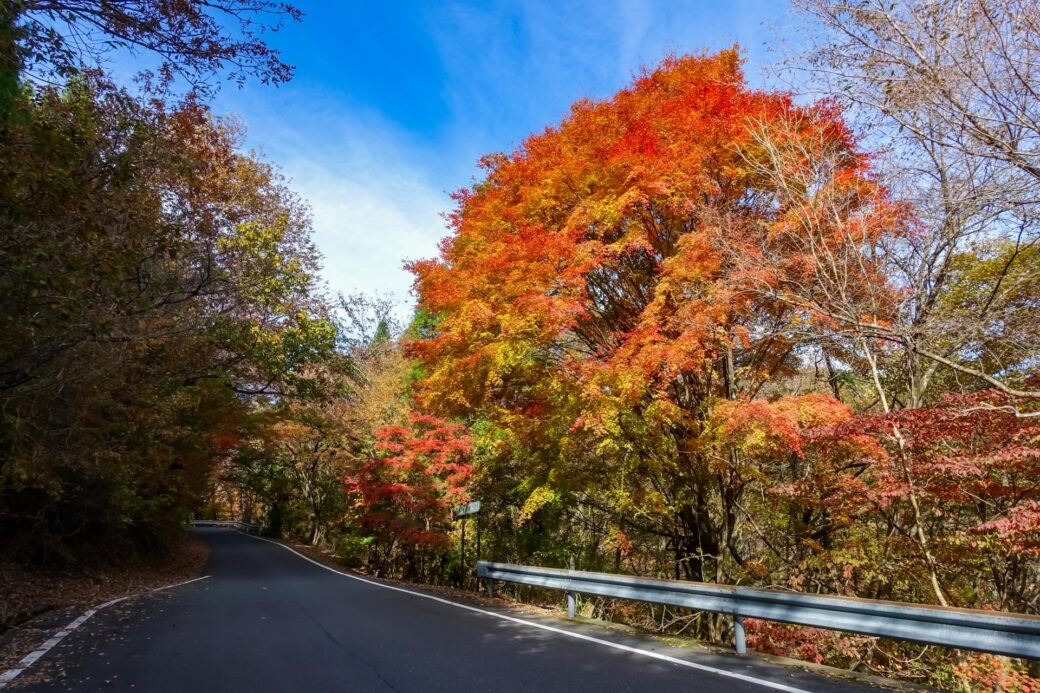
[0,535,210,677]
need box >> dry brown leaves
[0,536,210,676]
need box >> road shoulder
[0,536,210,688]
[260,536,918,692]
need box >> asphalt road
[14,530,885,692]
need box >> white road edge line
[0,574,210,689]
[247,533,815,693]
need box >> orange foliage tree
[343,413,473,579]
[408,50,902,585]
[772,391,1040,611]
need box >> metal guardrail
[476,560,1040,659]
[192,519,260,534]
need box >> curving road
[14,530,884,692]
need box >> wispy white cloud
[616,0,653,80]
[284,151,446,316]
[218,87,452,321]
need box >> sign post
[453,500,482,590]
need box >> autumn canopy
[409,50,896,582]
[4,4,1040,687]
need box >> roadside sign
[453,500,481,519]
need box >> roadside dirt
[0,535,210,682]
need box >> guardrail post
[733,614,746,655]
[486,580,494,598]
[566,556,577,618]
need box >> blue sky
[208,1,795,318]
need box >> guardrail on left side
[192,519,260,534]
